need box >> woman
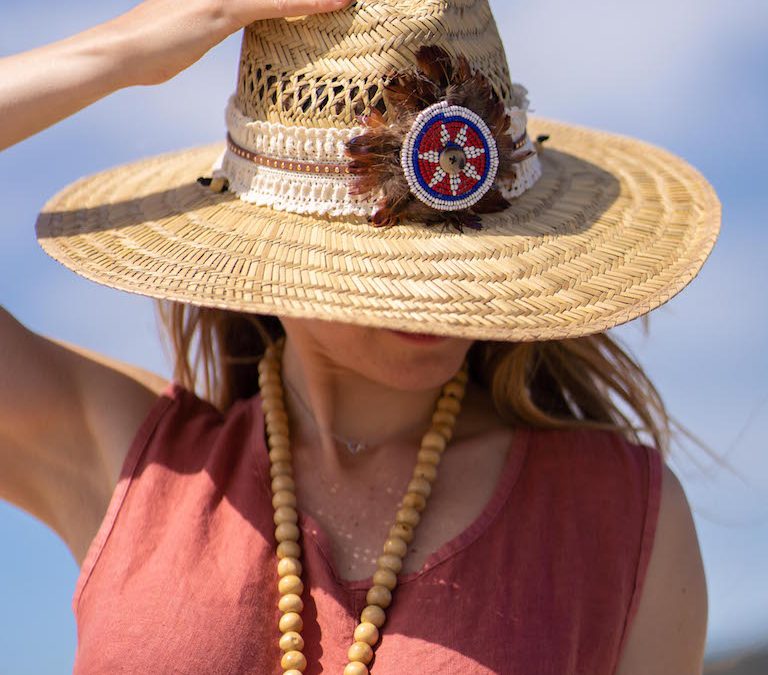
[1,0,713,673]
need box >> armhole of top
[71,382,183,616]
[614,443,664,664]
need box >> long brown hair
[156,301,670,455]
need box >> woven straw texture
[235,0,522,127]
[35,0,720,340]
[36,116,720,341]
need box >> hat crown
[235,0,520,128]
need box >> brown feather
[472,188,510,214]
[371,175,415,226]
[496,163,519,187]
[361,108,387,129]
[444,210,483,232]
[385,72,439,113]
[415,45,454,88]
[348,43,523,228]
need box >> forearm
[0,24,130,151]
[0,0,350,152]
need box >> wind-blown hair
[156,301,670,455]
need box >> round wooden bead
[268,432,291,450]
[274,505,298,526]
[256,359,275,380]
[278,574,303,596]
[436,396,461,415]
[279,611,303,633]
[271,475,295,494]
[259,375,282,390]
[401,492,426,512]
[259,382,283,399]
[269,447,292,463]
[257,357,277,375]
[343,662,369,675]
[432,409,456,427]
[348,641,374,664]
[275,522,300,543]
[395,507,420,528]
[272,490,297,510]
[279,631,305,652]
[281,650,307,671]
[266,409,289,426]
[389,523,414,543]
[261,397,285,414]
[285,670,304,675]
[277,541,301,559]
[454,368,469,384]
[360,604,386,628]
[354,621,380,646]
[372,567,397,590]
[383,536,408,557]
[407,477,432,498]
[413,462,437,482]
[278,593,304,613]
[268,420,290,437]
[270,461,293,478]
[277,557,302,577]
[417,449,442,466]
[421,431,447,453]
[442,380,465,398]
[258,374,281,390]
[432,423,454,442]
[366,585,392,608]
[377,553,403,573]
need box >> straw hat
[36,0,721,342]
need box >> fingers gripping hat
[36,0,721,341]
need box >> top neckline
[250,392,530,591]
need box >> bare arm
[616,462,708,674]
[0,306,168,563]
[0,0,351,562]
[0,0,350,151]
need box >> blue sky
[1,1,767,671]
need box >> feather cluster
[346,45,534,231]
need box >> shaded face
[279,317,473,391]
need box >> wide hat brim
[36,116,720,342]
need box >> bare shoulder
[52,336,171,484]
[615,460,708,675]
[0,308,170,566]
[48,337,171,564]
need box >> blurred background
[1,1,767,672]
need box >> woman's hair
[156,301,670,455]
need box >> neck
[279,335,444,467]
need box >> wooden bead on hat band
[259,338,467,673]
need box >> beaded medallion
[400,102,499,211]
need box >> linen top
[72,383,662,674]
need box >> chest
[72,425,638,675]
[293,429,515,581]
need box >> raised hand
[0,0,352,150]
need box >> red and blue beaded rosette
[346,45,536,231]
[401,102,499,212]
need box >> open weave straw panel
[236,0,522,127]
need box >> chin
[369,329,472,391]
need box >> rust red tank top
[72,383,661,674]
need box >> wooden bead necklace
[258,338,467,674]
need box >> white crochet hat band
[214,96,543,220]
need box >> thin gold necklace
[282,377,371,455]
[259,338,467,674]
